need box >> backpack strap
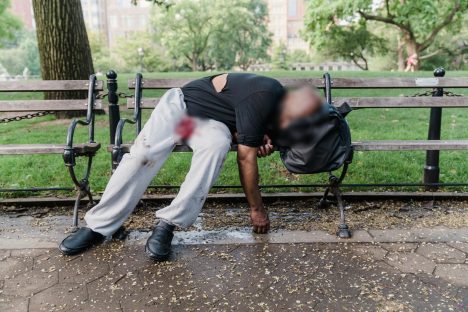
[323,72,332,104]
[337,102,352,117]
[323,72,353,118]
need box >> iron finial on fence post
[423,67,445,191]
[107,70,120,169]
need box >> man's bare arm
[237,144,270,234]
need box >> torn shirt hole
[212,73,228,93]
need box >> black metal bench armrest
[112,117,137,167]
[111,73,143,169]
[61,75,101,227]
[63,74,99,167]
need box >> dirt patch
[3,199,464,235]
[126,199,468,234]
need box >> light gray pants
[85,88,232,236]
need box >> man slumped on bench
[60,73,322,260]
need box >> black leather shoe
[59,227,105,256]
[145,221,175,261]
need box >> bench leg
[331,184,351,238]
[67,155,96,228]
[322,170,351,239]
[72,192,81,228]
[318,187,331,209]
[71,181,94,228]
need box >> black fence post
[423,67,445,190]
[106,70,120,168]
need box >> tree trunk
[403,32,420,70]
[351,55,368,70]
[239,63,249,71]
[397,34,405,71]
[32,0,94,118]
[191,53,198,71]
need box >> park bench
[0,75,103,227]
[108,69,468,238]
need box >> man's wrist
[250,205,265,212]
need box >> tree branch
[419,49,441,60]
[385,0,393,17]
[357,10,412,34]
[184,53,193,62]
[417,0,462,52]
[358,51,369,70]
[350,54,368,70]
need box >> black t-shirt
[181,73,285,147]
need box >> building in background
[9,0,151,48]
[81,0,151,48]
[104,0,151,47]
[81,0,108,43]
[9,0,35,30]
[266,0,310,52]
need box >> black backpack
[277,98,353,174]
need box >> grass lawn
[1,70,467,198]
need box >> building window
[138,16,147,29]
[288,0,297,17]
[117,0,131,7]
[109,15,118,28]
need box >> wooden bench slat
[0,100,102,112]
[109,140,468,154]
[128,78,196,89]
[335,96,468,108]
[127,96,468,110]
[107,143,236,153]
[0,143,101,155]
[128,78,326,89]
[277,78,327,88]
[0,80,104,92]
[128,77,468,90]
[353,140,468,151]
[330,77,468,89]
[126,97,157,109]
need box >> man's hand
[257,135,274,158]
[237,144,270,234]
[250,207,270,234]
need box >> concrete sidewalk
[0,200,467,311]
[0,232,467,311]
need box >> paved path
[0,238,467,311]
[0,205,467,311]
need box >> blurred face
[278,86,324,129]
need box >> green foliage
[419,12,468,70]
[152,0,215,71]
[114,32,170,72]
[271,42,290,70]
[274,48,314,70]
[0,0,22,47]
[306,22,387,70]
[289,50,312,63]
[0,31,40,76]
[304,0,468,70]
[88,32,113,74]
[88,31,171,73]
[210,0,271,70]
[152,0,271,71]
